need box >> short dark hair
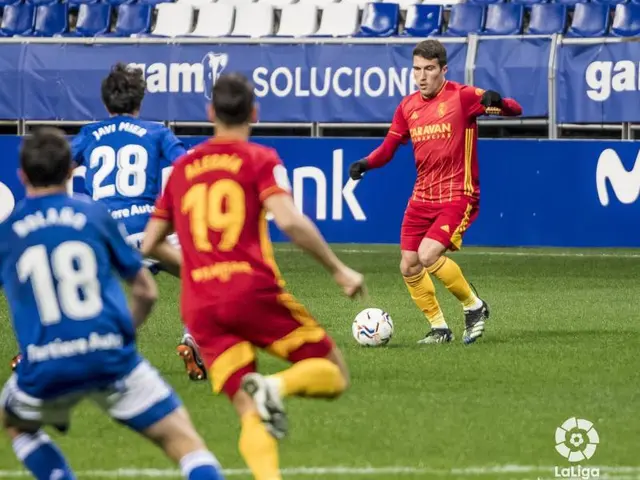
[20,127,71,188]
[212,73,255,126]
[412,40,448,68]
[101,63,146,115]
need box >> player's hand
[333,266,367,299]
[349,159,368,181]
[480,90,503,114]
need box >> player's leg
[1,375,77,479]
[91,359,223,479]
[419,201,489,344]
[127,230,206,381]
[400,205,450,343]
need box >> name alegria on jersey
[27,332,124,364]
[92,121,149,142]
[12,207,87,238]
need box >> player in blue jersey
[68,63,206,381]
[0,128,224,480]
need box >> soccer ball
[352,308,394,347]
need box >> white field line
[274,246,640,259]
[0,465,639,478]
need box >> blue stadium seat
[0,4,35,36]
[528,4,567,34]
[610,3,640,35]
[0,0,21,7]
[63,3,111,35]
[593,0,627,5]
[511,0,544,5]
[481,4,523,34]
[26,0,58,6]
[566,3,609,36]
[137,0,172,5]
[31,3,68,35]
[101,4,151,36]
[357,3,399,37]
[443,4,485,36]
[553,0,583,6]
[468,0,503,4]
[403,5,443,37]
[105,0,135,6]
[67,0,101,7]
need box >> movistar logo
[596,148,640,206]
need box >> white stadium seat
[177,0,214,7]
[297,0,339,7]
[277,4,318,36]
[422,0,464,4]
[217,0,256,5]
[383,0,421,8]
[231,3,274,36]
[314,2,359,36]
[341,0,381,7]
[259,0,297,7]
[152,3,194,36]
[188,3,235,36]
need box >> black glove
[349,159,368,181]
[480,90,503,108]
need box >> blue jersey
[71,116,186,235]
[0,193,144,399]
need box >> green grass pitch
[0,244,639,479]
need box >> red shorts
[400,199,479,252]
[184,291,335,398]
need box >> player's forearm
[498,98,522,116]
[129,269,158,329]
[281,216,344,275]
[365,134,402,169]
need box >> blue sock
[180,450,225,480]
[13,431,75,480]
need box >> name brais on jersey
[0,193,144,399]
[71,116,185,235]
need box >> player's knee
[418,249,441,269]
[326,348,350,397]
[400,255,421,277]
[143,407,207,462]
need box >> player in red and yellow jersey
[141,73,365,480]
[349,40,522,346]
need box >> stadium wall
[0,136,636,248]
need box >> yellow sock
[403,268,447,328]
[427,257,481,310]
[271,358,346,398]
[239,412,282,480]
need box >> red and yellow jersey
[367,81,522,204]
[152,138,291,310]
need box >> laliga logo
[553,417,600,480]
[596,148,640,206]
[202,53,229,100]
[0,181,15,222]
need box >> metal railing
[1,34,637,139]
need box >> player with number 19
[68,63,206,381]
[0,128,224,480]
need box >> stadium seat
[553,0,583,6]
[217,0,256,5]
[150,3,193,35]
[468,0,503,5]
[610,3,640,35]
[443,4,484,36]
[566,3,610,36]
[481,3,523,34]
[105,0,136,6]
[422,0,464,5]
[527,3,566,34]
[103,4,152,36]
[511,0,544,5]
[176,0,213,5]
[0,4,35,36]
[593,0,627,5]
[314,2,358,35]
[139,0,174,5]
[277,3,318,36]
[66,0,101,7]
[341,0,381,8]
[64,3,111,35]
[357,2,399,36]
[0,0,20,7]
[187,3,234,36]
[297,0,338,7]
[403,4,443,36]
[260,0,296,7]
[383,0,421,10]
[31,3,68,35]
[230,3,274,36]
[25,0,58,6]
